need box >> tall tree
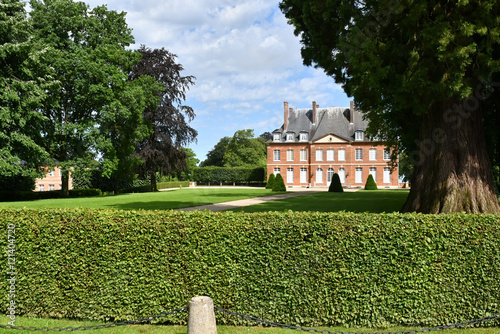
[200,136,230,167]
[280,0,500,213]
[0,0,53,186]
[223,129,267,167]
[131,46,197,192]
[30,0,138,196]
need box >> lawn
[1,316,498,334]
[0,188,276,211]
[229,190,410,213]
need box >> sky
[80,0,352,162]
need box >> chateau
[266,101,399,188]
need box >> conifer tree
[272,173,286,192]
[329,173,343,192]
[364,175,378,190]
[266,173,276,189]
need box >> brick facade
[267,101,399,188]
[34,166,73,192]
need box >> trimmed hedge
[157,181,190,189]
[272,173,286,192]
[0,189,102,202]
[193,167,266,183]
[266,173,275,189]
[365,174,378,190]
[0,209,498,328]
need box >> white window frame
[286,133,294,142]
[355,168,363,184]
[274,167,281,175]
[355,148,363,161]
[369,148,377,161]
[300,149,307,162]
[39,185,44,192]
[316,149,323,161]
[299,132,308,142]
[49,170,55,177]
[273,149,281,161]
[287,149,294,162]
[273,133,281,142]
[369,167,377,183]
[383,167,391,183]
[300,168,307,183]
[287,168,294,184]
[316,168,323,184]
[355,130,364,141]
[49,184,55,191]
[327,168,335,183]
[384,148,391,160]
[327,149,334,161]
[338,168,346,184]
[338,149,346,161]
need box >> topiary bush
[328,173,344,192]
[364,174,378,190]
[272,173,286,191]
[266,173,275,189]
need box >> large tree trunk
[402,98,500,213]
[61,170,70,198]
[150,170,157,192]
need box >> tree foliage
[272,173,286,192]
[223,129,267,167]
[266,173,276,189]
[131,46,197,191]
[200,136,230,167]
[364,174,378,190]
[280,0,500,213]
[0,0,53,182]
[29,0,140,196]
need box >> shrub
[157,181,190,189]
[364,174,378,190]
[266,173,275,189]
[272,173,286,191]
[69,189,102,198]
[328,173,343,192]
[193,167,265,183]
[0,209,498,328]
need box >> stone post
[187,296,217,334]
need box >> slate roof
[272,105,370,143]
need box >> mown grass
[229,190,410,213]
[0,188,276,211]
[0,316,498,334]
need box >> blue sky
[81,0,352,162]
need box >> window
[300,168,307,183]
[316,149,323,161]
[327,149,334,161]
[384,148,391,160]
[338,168,346,184]
[369,167,377,183]
[49,184,54,191]
[287,168,294,184]
[287,149,294,161]
[369,148,377,161]
[300,149,307,161]
[355,130,364,141]
[273,150,281,161]
[273,133,281,142]
[316,168,323,184]
[39,185,44,192]
[383,167,391,183]
[327,168,335,183]
[49,170,55,177]
[338,149,346,161]
[286,133,294,142]
[274,168,281,175]
[355,168,363,184]
[299,132,308,142]
[355,148,363,161]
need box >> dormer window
[355,130,364,141]
[273,133,281,142]
[286,133,294,142]
[299,132,308,142]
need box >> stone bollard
[187,296,217,334]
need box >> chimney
[349,100,354,123]
[312,101,317,124]
[289,107,293,115]
[284,101,289,131]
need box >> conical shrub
[266,173,275,189]
[364,174,378,190]
[328,173,344,192]
[272,173,286,192]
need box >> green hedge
[0,189,102,202]
[157,181,190,189]
[0,209,499,328]
[193,167,265,183]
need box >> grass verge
[0,188,277,211]
[229,190,410,213]
[0,316,498,334]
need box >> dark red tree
[130,45,197,191]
